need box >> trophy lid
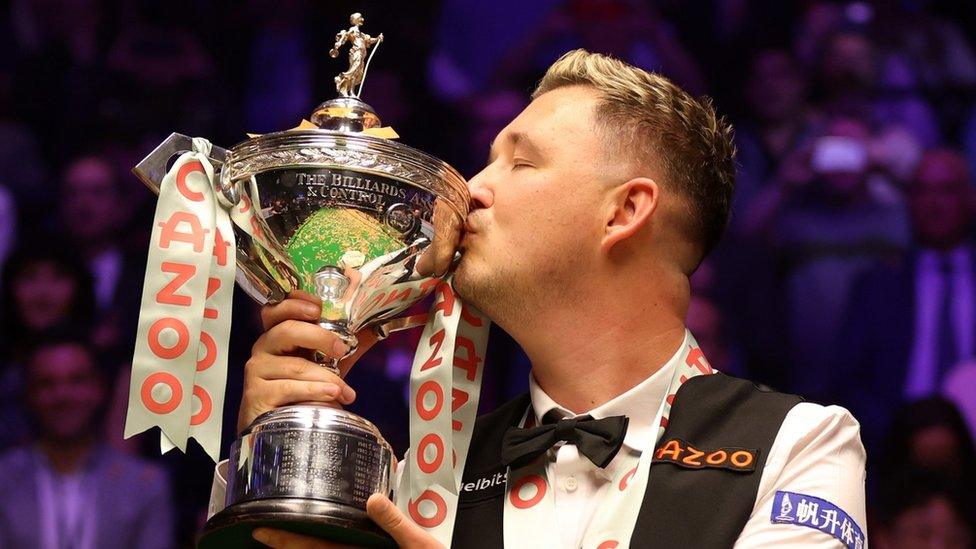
[310,12,384,134]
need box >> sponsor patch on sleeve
[771,491,865,549]
[652,438,758,472]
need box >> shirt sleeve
[733,403,868,548]
[208,459,229,520]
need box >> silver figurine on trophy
[133,13,468,548]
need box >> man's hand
[252,494,444,548]
[238,290,379,432]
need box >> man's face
[909,157,974,249]
[747,51,805,122]
[27,344,104,442]
[13,260,78,331]
[61,158,122,244]
[454,86,613,321]
[883,497,971,549]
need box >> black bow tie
[501,414,629,469]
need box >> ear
[601,177,659,253]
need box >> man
[0,335,174,548]
[234,50,866,548]
[59,154,146,367]
[836,148,976,456]
[873,471,973,549]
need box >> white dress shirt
[529,344,867,548]
[210,355,868,548]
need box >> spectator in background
[837,149,976,452]
[733,48,818,223]
[793,0,846,69]
[877,398,976,494]
[873,470,973,549]
[493,0,705,96]
[814,28,877,119]
[747,115,909,398]
[101,4,221,142]
[0,239,95,363]
[873,52,942,151]
[0,238,95,449]
[873,0,976,94]
[59,154,145,369]
[0,336,173,549]
[427,0,560,102]
[8,0,112,158]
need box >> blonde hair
[534,49,736,256]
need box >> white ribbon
[125,139,236,462]
[396,279,490,546]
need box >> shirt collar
[528,330,690,456]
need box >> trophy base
[199,498,395,548]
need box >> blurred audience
[837,149,975,451]
[494,0,705,95]
[733,48,817,218]
[0,335,174,548]
[873,470,974,549]
[877,398,976,494]
[1,0,975,543]
[0,239,95,364]
[58,155,145,368]
[0,237,95,455]
[749,115,910,398]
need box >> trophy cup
[132,13,468,548]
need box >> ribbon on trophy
[397,280,490,546]
[124,138,236,462]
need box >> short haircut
[25,330,102,382]
[533,49,736,259]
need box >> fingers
[366,494,444,548]
[252,527,356,549]
[261,291,322,331]
[239,354,356,432]
[256,320,350,358]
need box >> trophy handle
[133,132,233,204]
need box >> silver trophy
[134,13,468,548]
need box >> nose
[467,165,494,211]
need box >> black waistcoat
[450,373,802,548]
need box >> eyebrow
[488,131,539,164]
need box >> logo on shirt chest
[653,438,758,472]
[459,470,508,504]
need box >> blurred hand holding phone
[810,136,868,174]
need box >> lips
[460,221,478,249]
